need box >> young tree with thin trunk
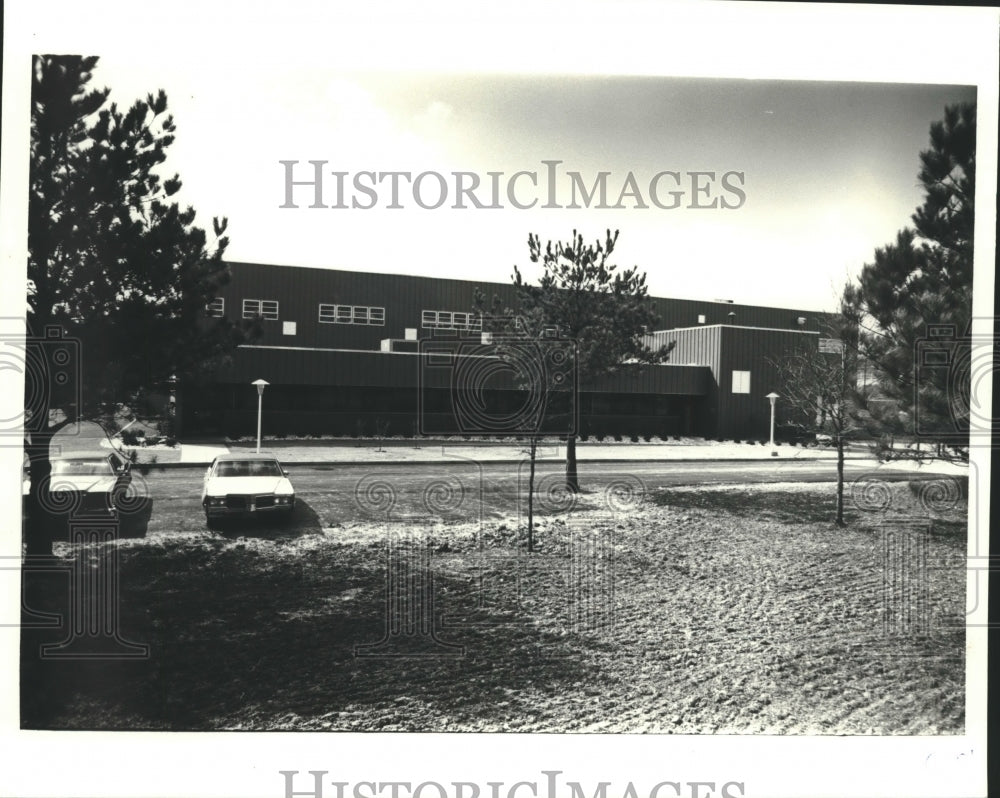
[771,328,873,527]
[513,230,673,492]
[469,301,561,553]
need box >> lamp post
[766,392,779,457]
[166,374,177,437]
[252,379,269,453]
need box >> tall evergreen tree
[25,55,248,554]
[841,102,975,458]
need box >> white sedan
[41,450,133,517]
[201,453,295,527]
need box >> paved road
[122,458,958,538]
[152,457,951,491]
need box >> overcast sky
[88,61,975,312]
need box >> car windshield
[52,459,114,476]
[214,460,282,478]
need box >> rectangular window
[732,370,751,394]
[282,321,297,336]
[318,304,336,323]
[243,299,279,321]
[206,298,224,317]
[319,303,385,325]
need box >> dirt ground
[20,479,967,733]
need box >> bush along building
[183,261,829,441]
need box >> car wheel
[206,515,220,530]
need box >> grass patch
[651,485,860,525]
[652,478,969,529]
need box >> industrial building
[183,261,831,440]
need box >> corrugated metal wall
[646,326,722,434]
[218,261,828,352]
[219,262,522,351]
[649,296,824,333]
[197,262,826,439]
[647,326,722,371]
[189,347,710,438]
[716,326,818,439]
[221,346,709,394]
[645,325,820,439]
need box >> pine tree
[841,102,975,459]
[25,55,248,554]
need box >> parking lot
[38,454,961,540]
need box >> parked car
[46,450,133,517]
[202,453,295,527]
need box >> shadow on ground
[20,527,595,730]
[651,476,969,529]
[210,498,324,539]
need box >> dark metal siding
[645,325,820,438]
[218,261,520,351]
[716,326,818,438]
[647,326,722,435]
[222,345,709,395]
[649,297,826,333]
[217,261,829,352]
[585,364,709,395]
[191,347,709,438]
[199,262,827,439]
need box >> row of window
[421,310,482,331]
[243,299,279,320]
[318,304,385,325]
[207,299,481,330]
[200,298,279,321]
[209,299,756,393]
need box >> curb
[143,455,874,470]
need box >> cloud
[413,100,454,134]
